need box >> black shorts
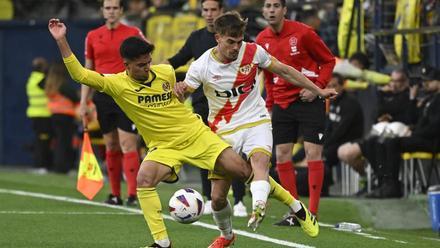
[93,92,137,135]
[272,98,325,145]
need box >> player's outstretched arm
[48,18,108,92]
[267,56,337,99]
[173,81,195,103]
[48,19,72,58]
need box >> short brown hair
[214,11,247,37]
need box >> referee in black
[166,0,248,217]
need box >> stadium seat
[171,13,200,41]
[151,39,171,64]
[146,14,173,43]
[402,152,440,197]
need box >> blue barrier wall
[0,20,102,166]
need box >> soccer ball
[169,188,205,224]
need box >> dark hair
[201,0,223,9]
[264,0,286,7]
[392,68,409,81]
[214,11,247,37]
[349,52,370,69]
[101,0,123,8]
[332,73,345,86]
[120,36,155,60]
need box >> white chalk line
[0,188,313,248]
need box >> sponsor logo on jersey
[138,91,172,104]
[301,68,319,77]
[215,80,256,98]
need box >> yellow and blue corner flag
[77,132,104,200]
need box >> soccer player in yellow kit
[48,18,253,248]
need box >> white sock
[289,199,302,213]
[250,180,270,209]
[155,238,170,247]
[212,200,234,240]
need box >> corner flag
[77,132,103,200]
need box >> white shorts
[219,122,272,160]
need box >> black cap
[421,66,440,81]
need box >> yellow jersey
[63,54,207,148]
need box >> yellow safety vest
[26,71,51,118]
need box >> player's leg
[247,151,271,230]
[300,99,326,216]
[102,130,124,204]
[214,147,252,182]
[272,104,300,199]
[208,179,236,248]
[137,160,174,248]
[304,141,324,215]
[200,169,213,214]
[117,117,140,205]
[95,102,124,204]
[268,176,319,237]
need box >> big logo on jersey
[215,80,256,98]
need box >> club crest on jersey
[239,64,254,75]
[289,37,300,56]
[162,82,171,92]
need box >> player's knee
[238,162,252,181]
[136,171,155,187]
[119,138,137,153]
[305,148,322,161]
[211,194,228,211]
[275,147,291,162]
[105,141,121,152]
[338,143,355,162]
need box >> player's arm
[303,30,335,89]
[266,56,337,99]
[166,34,194,69]
[79,58,94,128]
[173,81,196,103]
[48,19,107,91]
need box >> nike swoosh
[135,86,145,92]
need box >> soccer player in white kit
[174,12,337,247]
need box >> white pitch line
[422,237,440,242]
[0,188,313,248]
[0,210,138,215]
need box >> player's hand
[173,81,188,103]
[79,102,89,130]
[299,89,317,102]
[48,18,66,40]
[318,88,337,99]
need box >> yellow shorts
[144,127,230,183]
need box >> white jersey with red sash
[185,42,272,135]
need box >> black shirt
[325,91,364,146]
[168,28,217,119]
[377,89,412,124]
